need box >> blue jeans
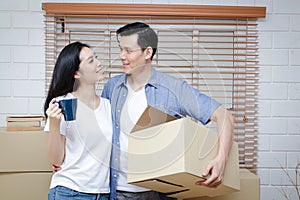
[48,186,109,200]
[116,190,175,200]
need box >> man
[102,22,234,200]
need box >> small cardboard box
[0,128,51,172]
[6,115,45,131]
[185,169,260,200]
[128,106,240,199]
[0,172,52,200]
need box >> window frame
[42,3,266,172]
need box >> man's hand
[195,155,226,188]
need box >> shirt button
[114,174,117,178]
[117,109,120,112]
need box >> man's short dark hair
[116,22,158,60]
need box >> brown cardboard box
[0,128,53,200]
[0,128,51,172]
[128,106,240,199]
[0,172,52,200]
[185,169,260,200]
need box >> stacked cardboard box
[0,128,52,200]
[6,115,45,131]
[127,106,240,199]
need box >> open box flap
[131,105,177,133]
[130,172,206,196]
[131,178,187,193]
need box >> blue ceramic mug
[57,98,77,121]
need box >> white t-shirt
[44,93,112,193]
[118,84,149,192]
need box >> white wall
[0,0,299,199]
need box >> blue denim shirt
[101,68,220,200]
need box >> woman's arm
[46,98,66,167]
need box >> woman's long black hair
[43,42,89,118]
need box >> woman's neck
[72,86,99,110]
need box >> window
[43,3,266,171]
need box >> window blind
[43,3,265,171]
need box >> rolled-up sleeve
[179,81,221,125]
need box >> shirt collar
[115,74,127,88]
[147,68,159,88]
[115,67,159,89]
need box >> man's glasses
[119,47,142,55]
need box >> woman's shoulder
[99,96,111,109]
[97,97,112,119]
[100,96,110,104]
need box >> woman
[44,42,112,200]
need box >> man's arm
[196,106,234,188]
